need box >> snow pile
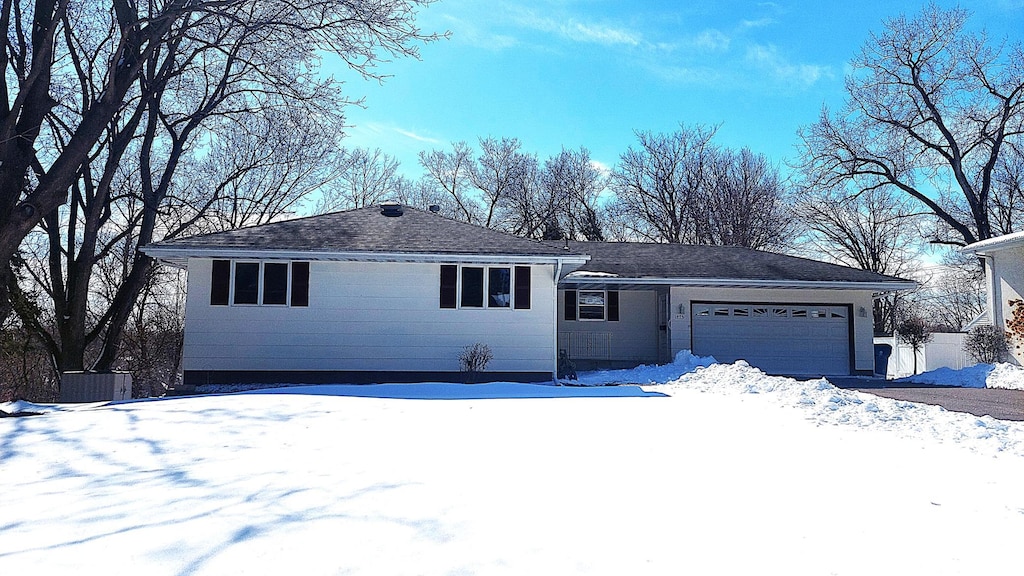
[988,363,1024,390]
[899,362,1024,390]
[571,349,716,385]
[657,361,1024,456]
[0,399,105,415]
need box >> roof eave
[559,275,917,291]
[141,246,590,266]
[961,231,1024,255]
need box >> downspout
[553,259,564,383]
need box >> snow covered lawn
[3,359,1024,575]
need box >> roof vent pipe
[380,202,404,217]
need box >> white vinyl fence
[874,333,974,379]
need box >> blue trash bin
[874,343,892,376]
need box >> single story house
[962,232,1024,364]
[143,204,915,385]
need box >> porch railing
[558,331,612,360]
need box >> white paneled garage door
[691,303,851,375]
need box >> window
[578,291,605,320]
[461,267,484,307]
[564,290,619,321]
[489,268,511,307]
[263,263,288,305]
[210,260,309,307]
[440,265,530,310]
[234,262,260,305]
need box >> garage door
[691,303,851,375]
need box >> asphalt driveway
[828,377,1024,422]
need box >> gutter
[961,231,1024,255]
[141,246,590,267]
[558,275,917,292]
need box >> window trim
[212,260,308,307]
[440,264,529,310]
[564,289,620,322]
[577,290,607,321]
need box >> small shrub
[459,343,493,383]
[964,325,1009,364]
[896,316,933,374]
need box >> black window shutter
[608,290,620,321]
[564,290,577,321]
[211,260,230,306]
[290,262,310,307]
[440,265,457,308]
[513,266,531,310]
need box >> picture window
[440,265,530,310]
[210,260,309,307]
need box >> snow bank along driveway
[2,358,1024,575]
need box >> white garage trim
[691,301,854,376]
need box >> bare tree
[3,0,443,380]
[702,148,792,250]
[541,147,607,241]
[991,143,1024,235]
[916,253,985,332]
[501,154,555,239]
[315,148,404,213]
[796,188,921,333]
[797,4,1024,248]
[0,0,443,325]
[610,124,790,248]
[419,141,480,223]
[472,137,533,229]
[896,316,934,374]
[609,124,717,243]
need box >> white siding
[669,287,877,374]
[183,259,557,374]
[556,289,660,365]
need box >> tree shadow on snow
[235,382,667,400]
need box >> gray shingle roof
[146,204,913,287]
[147,205,577,257]
[562,241,911,285]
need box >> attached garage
[691,303,852,375]
[558,242,916,377]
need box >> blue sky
[328,0,1024,178]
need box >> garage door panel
[692,303,850,375]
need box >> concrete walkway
[828,377,1024,422]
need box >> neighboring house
[143,204,915,386]
[962,231,1024,364]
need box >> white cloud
[589,159,612,175]
[745,44,832,87]
[740,17,775,29]
[443,14,520,50]
[691,29,730,52]
[507,8,642,48]
[562,20,641,46]
[359,122,442,146]
[393,127,443,145]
